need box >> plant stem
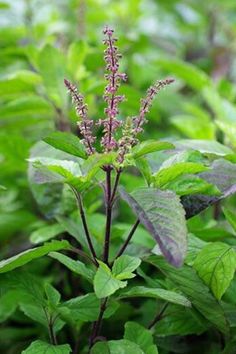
[103,167,112,263]
[110,168,122,205]
[70,247,98,267]
[49,320,58,345]
[148,303,169,329]
[116,219,140,258]
[71,187,98,267]
[89,298,108,348]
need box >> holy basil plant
[1,27,236,353]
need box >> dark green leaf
[146,255,229,333]
[0,241,70,273]
[118,286,191,307]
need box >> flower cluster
[132,78,174,135]
[64,79,95,155]
[65,27,174,164]
[117,78,174,163]
[98,26,127,152]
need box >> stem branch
[148,303,169,329]
[72,187,98,267]
[116,219,140,258]
[103,167,112,263]
[89,298,108,348]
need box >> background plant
[1,1,236,353]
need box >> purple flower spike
[99,26,127,152]
[132,78,174,135]
[117,78,174,164]
[64,79,95,155]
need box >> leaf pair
[94,255,141,298]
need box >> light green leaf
[49,252,94,282]
[174,139,233,156]
[0,240,70,273]
[30,224,66,244]
[216,120,236,148]
[94,261,127,298]
[223,207,236,232]
[44,132,87,159]
[82,152,116,180]
[124,322,158,354]
[0,70,42,96]
[0,95,52,119]
[38,45,67,107]
[171,114,215,140]
[112,255,141,280]
[22,340,71,354]
[157,58,211,91]
[132,140,174,159]
[91,339,144,354]
[165,174,221,196]
[153,162,207,188]
[119,286,191,307]
[120,188,187,267]
[45,284,61,306]
[194,242,236,300]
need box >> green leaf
[49,252,94,282]
[63,293,119,322]
[157,58,211,91]
[45,283,61,307]
[0,240,70,273]
[171,114,215,140]
[185,234,207,266]
[82,152,116,180]
[94,261,127,298]
[153,305,207,336]
[135,157,152,185]
[124,322,158,353]
[0,95,52,119]
[216,120,236,148]
[22,340,71,354]
[38,45,67,107]
[153,162,207,188]
[194,242,236,300]
[132,140,174,159]
[30,224,66,244]
[44,132,87,159]
[91,339,144,354]
[174,139,233,156]
[120,187,187,267]
[146,255,228,333]
[0,290,22,322]
[118,286,191,307]
[223,207,236,232]
[165,174,220,196]
[112,255,141,280]
[0,70,42,96]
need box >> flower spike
[99,26,127,152]
[64,79,95,155]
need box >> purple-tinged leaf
[182,159,236,218]
[119,187,187,267]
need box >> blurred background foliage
[1,0,236,352]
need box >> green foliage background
[1,0,236,353]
